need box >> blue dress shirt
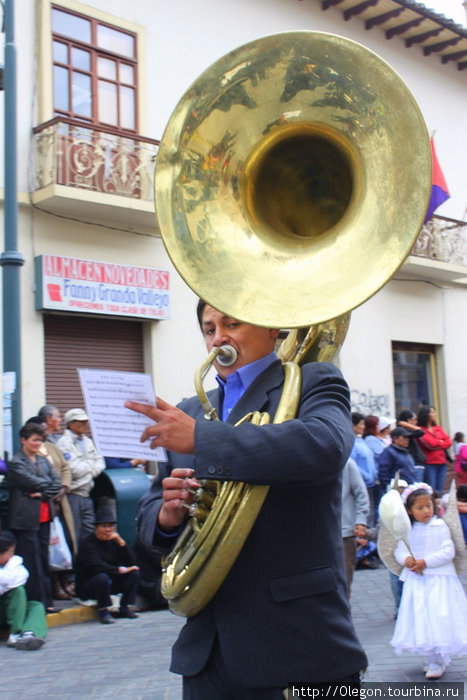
[216,351,278,421]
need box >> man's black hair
[397,409,414,422]
[196,299,207,330]
[351,412,365,425]
[19,423,45,441]
[0,530,16,554]
[25,415,43,426]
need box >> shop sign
[35,255,170,319]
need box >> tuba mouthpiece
[216,345,238,367]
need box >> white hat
[64,408,88,423]
[379,416,396,431]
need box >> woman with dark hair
[416,406,451,492]
[363,415,390,514]
[397,409,426,482]
[363,415,378,437]
[350,413,377,525]
[364,415,392,458]
[7,424,62,612]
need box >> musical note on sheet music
[78,368,166,461]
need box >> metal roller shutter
[44,314,144,416]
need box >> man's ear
[269,329,280,339]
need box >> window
[52,5,137,132]
[392,342,439,417]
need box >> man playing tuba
[127,300,367,698]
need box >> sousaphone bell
[154,31,432,616]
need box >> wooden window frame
[392,341,440,419]
[52,4,138,134]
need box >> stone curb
[46,604,98,628]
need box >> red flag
[424,137,450,223]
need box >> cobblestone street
[2,566,466,698]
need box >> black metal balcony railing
[33,117,159,201]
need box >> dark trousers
[68,493,95,544]
[183,637,285,699]
[78,570,139,609]
[11,523,52,609]
[183,637,361,699]
[342,535,357,597]
[424,463,447,493]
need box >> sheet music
[78,368,166,461]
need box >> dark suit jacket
[137,360,367,687]
[75,534,136,596]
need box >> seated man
[0,531,47,650]
[74,506,140,624]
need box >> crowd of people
[342,410,467,679]
[0,406,158,649]
[348,407,465,519]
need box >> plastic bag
[49,517,72,571]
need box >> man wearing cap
[378,427,417,492]
[56,409,105,543]
[75,505,140,624]
[377,416,395,445]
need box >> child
[0,531,47,650]
[390,484,467,679]
[456,485,467,544]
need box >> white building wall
[443,288,467,430]
[339,280,445,415]
[52,0,465,222]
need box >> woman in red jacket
[416,406,452,492]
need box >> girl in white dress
[391,483,467,679]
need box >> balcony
[400,216,467,286]
[31,120,467,279]
[32,118,159,231]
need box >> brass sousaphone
[154,32,432,616]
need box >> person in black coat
[397,409,426,482]
[75,506,140,624]
[378,427,418,492]
[7,423,62,612]
[127,301,367,697]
